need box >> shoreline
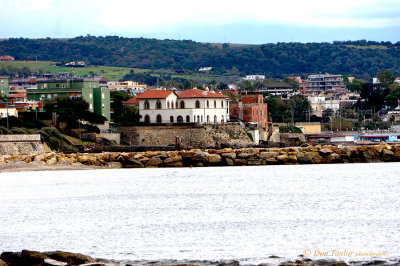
[0,250,397,266]
[1,143,400,173]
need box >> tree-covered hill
[1,36,400,77]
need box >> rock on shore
[1,143,400,170]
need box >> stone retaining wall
[0,134,44,155]
[1,143,399,168]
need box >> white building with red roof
[137,88,230,124]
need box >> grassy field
[0,61,148,81]
[345,45,389,50]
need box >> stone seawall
[1,143,399,169]
[120,124,253,149]
[0,134,45,155]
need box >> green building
[0,76,9,97]
[27,78,110,121]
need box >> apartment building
[305,74,345,93]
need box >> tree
[377,69,395,87]
[322,108,334,122]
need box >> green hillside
[0,37,400,77]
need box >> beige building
[295,122,322,134]
[308,96,340,117]
[0,108,18,118]
[107,81,147,95]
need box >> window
[244,110,248,115]
[62,84,65,88]
[167,101,170,109]
[201,115,203,122]
[170,116,174,123]
[89,104,93,110]
[180,101,185,109]
[102,104,105,109]
[221,115,225,123]
[214,115,217,123]
[177,115,183,123]
[144,100,150,110]
[197,115,200,122]
[206,100,209,108]
[206,115,210,123]
[56,84,59,88]
[214,100,216,107]
[89,93,93,99]
[221,100,224,108]
[156,114,162,123]
[102,93,105,99]
[195,100,200,108]
[176,101,178,108]
[156,100,162,109]
[186,115,190,122]
[47,94,52,99]
[144,115,150,123]
[43,84,47,89]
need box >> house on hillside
[0,55,14,61]
[137,89,230,124]
[230,92,269,129]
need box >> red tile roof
[123,98,139,104]
[135,90,174,99]
[177,88,228,98]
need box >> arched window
[170,116,174,123]
[186,115,190,122]
[144,115,150,123]
[176,101,178,108]
[156,114,162,123]
[167,101,170,109]
[214,115,217,124]
[156,100,162,109]
[221,115,225,123]
[201,115,203,122]
[214,100,216,108]
[195,100,200,108]
[206,100,209,108]
[144,100,150,110]
[177,115,183,123]
[180,100,185,109]
[206,115,210,124]
[197,115,200,122]
[221,100,224,108]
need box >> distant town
[1,55,400,152]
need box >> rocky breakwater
[1,143,400,170]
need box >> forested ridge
[1,36,400,77]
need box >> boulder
[276,154,289,163]
[319,148,332,156]
[164,156,183,167]
[312,155,323,164]
[237,153,252,159]
[288,154,297,163]
[78,155,98,165]
[123,159,144,168]
[191,152,209,163]
[21,250,48,265]
[207,154,221,164]
[34,154,46,162]
[225,158,235,166]
[362,149,376,160]
[247,159,263,165]
[44,251,94,265]
[221,153,236,159]
[297,152,315,164]
[46,157,57,165]
[382,149,394,161]
[260,152,279,160]
[138,157,151,165]
[215,148,233,154]
[265,158,278,164]
[1,252,22,265]
[145,157,163,167]
[234,158,247,166]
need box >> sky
[1,0,400,44]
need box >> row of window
[144,114,225,124]
[144,100,225,110]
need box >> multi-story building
[137,89,229,124]
[305,74,345,93]
[8,86,27,102]
[308,96,340,117]
[107,80,147,96]
[0,76,9,96]
[243,75,265,81]
[26,77,110,121]
[9,77,37,90]
[230,92,268,129]
[256,82,298,96]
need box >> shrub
[279,125,302,133]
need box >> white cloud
[92,0,400,32]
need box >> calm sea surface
[1,164,400,264]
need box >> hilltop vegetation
[0,37,400,77]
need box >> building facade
[308,96,340,117]
[137,89,230,124]
[0,76,9,96]
[26,78,111,121]
[230,92,268,129]
[305,74,345,93]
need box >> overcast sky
[1,0,400,44]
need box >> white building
[137,89,230,124]
[243,75,265,81]
[308,96,340,117]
